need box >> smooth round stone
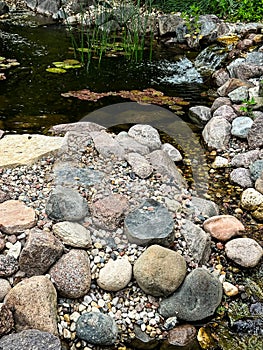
[211,156,229,168]
[241,188,263,211]
[231,117,253,139]
[161,324,198,349]
[76,312,118,345]
[223,281,239,296]
[159,268,223,321]
[97,256,132,291]
[225,238,263,267]
[203,215,245,241]
[124,199,174,246]
[134,245,187,297]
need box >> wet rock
[203,215,245,241]
[248,116,263,149]
[213,104,237,122]
[4,275,58,335]
[241,188,263,211]
[115,131,150,155]
[225,238,263,267]
[27,0,60,17]
[126,152,153,179]
[0,2,8,15]
[217,78,250,97]
[128,124,162,151]
[212,68,230,87]
[49,121,105,135]
[76,312,118,345]
[97,256,132,292]
[212,156,229,168]
[0,278,11,301]
[19,228,64,277]
[0,200,36,234]
[249,160,263,181]
[161,324,198,350]
[91,131,125,159]
[124,199,174,246]
[223,281,239,296]
[49,249,91,298]
[159,268,223,321]
[134,245,187,297]
[131,325,159,349]
[194,44,228,74]
[188,106,211,126]
[91,194,129,230]
[228,86,249,103]
[162,143,182,162]
[46,186,89,222]
[0,329,61,350]
[180,220,211,264]
[230,168,253,188]
[202,116,231,150]
[53,221,92,248]
[0,254,19,277]
[0,304,14,336]
[231,150,260,168]
[147,150,187,188]
[187,196,219,219]
[231,117,253,138]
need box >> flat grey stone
[76,312,118,345]
[0,329,61,350]
[231,150,260,168]
[115,131,150,155]
[53,221,92,248]
[124,199,174,246]
[159,268,223,321]
[90,131,125,159]
[46,186,89,222]
[49,121,105,135]
[180,220,211,264]
[189,106,211,126]
[187,196,219,219]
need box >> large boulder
[159,268,223,321]
[4,275,58,335]
[134,245,187,297]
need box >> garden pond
[0,10,263,350]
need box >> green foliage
[152,0,263,22]
[239,97,256,117]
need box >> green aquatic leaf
[52,62,65,68]
[0,56,5,62]
[63,65,82,69]
[46,67,67,74]
[77,48,92,53]
[63,59,80,65]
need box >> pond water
[0,12,210,135]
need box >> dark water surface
[0,14,210,134]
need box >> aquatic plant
[46,59,82,73]
[61,87,189,112]
[64,0,154,65]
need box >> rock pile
[0,120,262,349]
